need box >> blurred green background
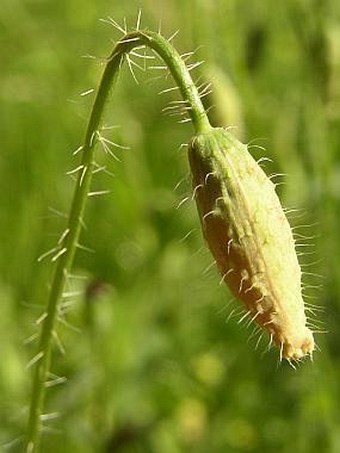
[1,0,340,452]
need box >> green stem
[26,29,211,452]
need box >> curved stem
[26,29,211,452]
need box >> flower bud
[188,127,314,360]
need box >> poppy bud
[189,127,314,360]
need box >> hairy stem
[26,29,211,452]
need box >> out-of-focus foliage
[1,1,340,452]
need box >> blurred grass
[1,0,340,452]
